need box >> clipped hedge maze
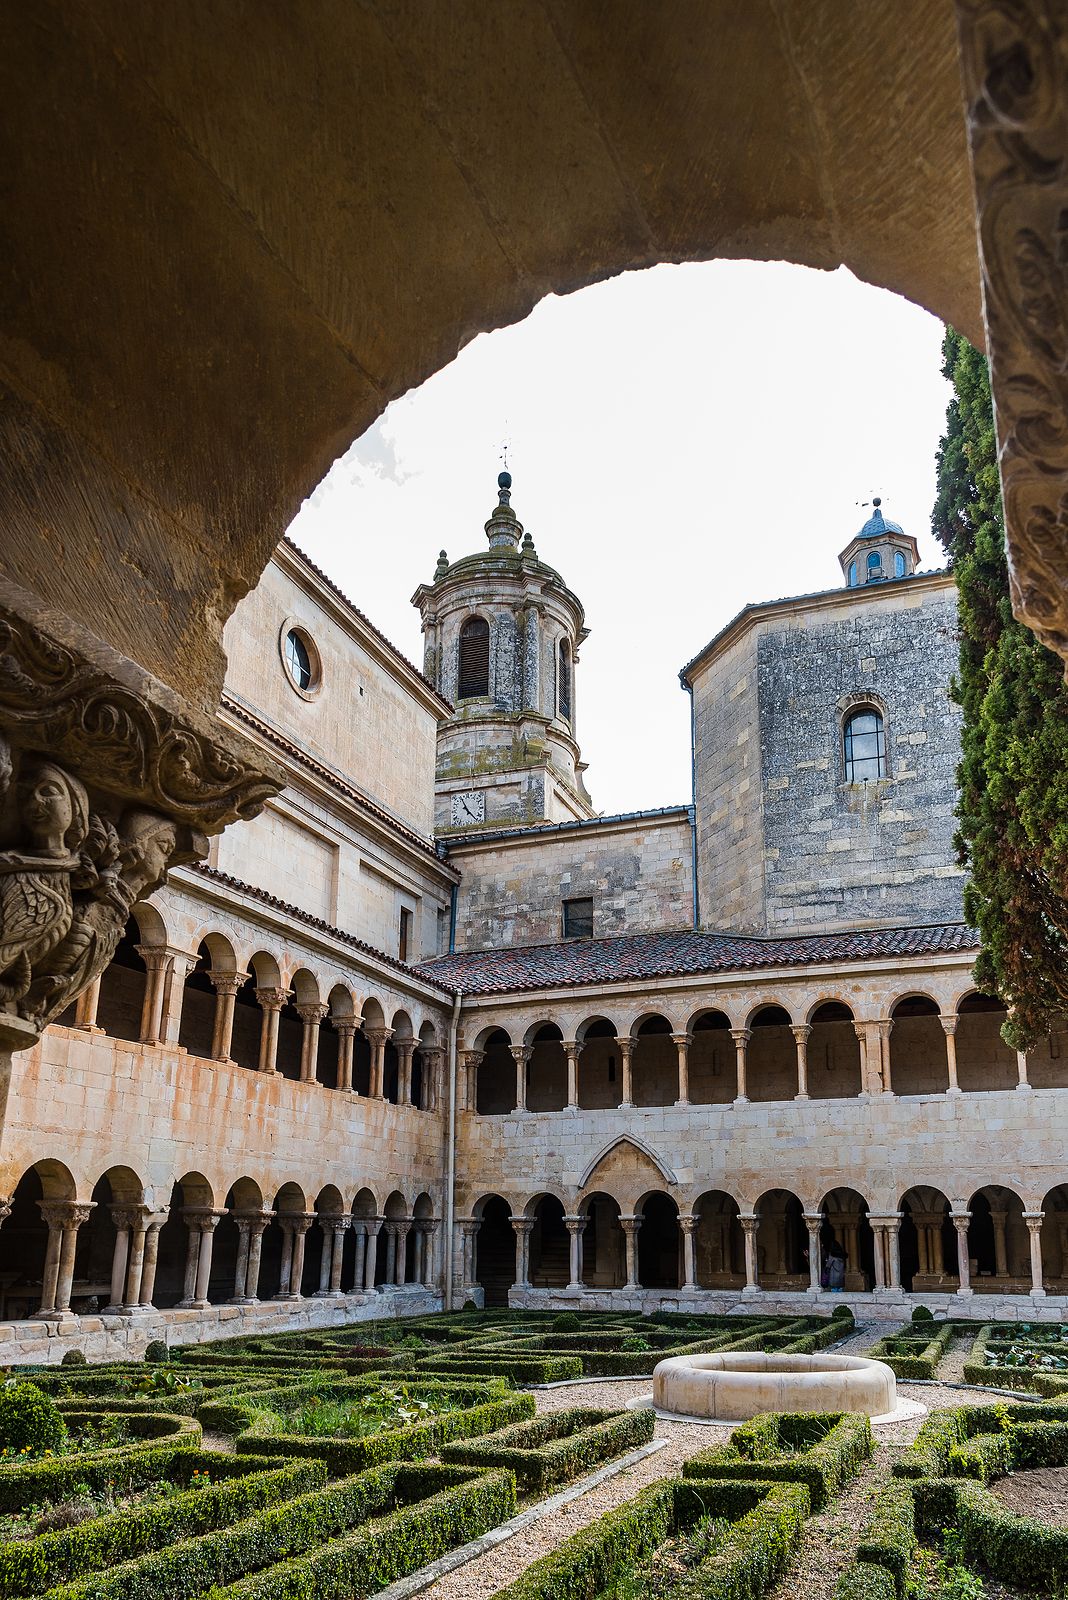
[961,1322,1068,1396]
[682,1410,874,1510]
[441,1404,654,1489]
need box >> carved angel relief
[0,736,196,1031]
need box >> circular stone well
[651,1352,897,1422]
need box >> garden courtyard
[0,1308,1065,1600]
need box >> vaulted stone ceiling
[0,0,990,709]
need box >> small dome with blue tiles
[856,497,905,540]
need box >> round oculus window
[283,627,318,693]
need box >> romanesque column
[35,1204,66,1318]
[366,1028,393,1099]
[75,976,103,1032]
[161,953,198,1047]
[870,1224,886,1291]
[192,1211,223,1308]
[617,1038,634,1108]
[672,1033,691,1106]
[334,1019,358,1092]
[393,1220,411,1286]
[138,1212,167,1307]
[510,1045,531,1113]
[990,1208,1010,1279]
[256,988,287,1073]
[952,1211,972,1294]
[395,1039,417,1105]
[411,1223,425,1285]
[364,1219,383,1290]
[350,1223,367,1292]
[730,1030,750,1104]
[123,1207,150,1311]
[460,1219,480,1293]
[210,972,246,1062]
[1023,1212,1046,1297]
[106,1206,135,1312]
[297,1003,329,1084]
[940,1015,962,1094]
[740,1213,760,1293]
[563,1041,581,1110]
[564,1215,585,1291]
[803,1212,822,1292]
[423,1220,439,1289]
[383,1223,397,1287]
[137,948,173,1044]
[679,1215,698,1289]
[314,1216,343,1297]
[791,1025,812,1100]
[620,1215,641,1289]
[1017,1050,1031,1090]
[512,1217,534,1288]
[462,1050,483,1112]
[422,1048,443,1111]
[875,1021,894,1094]
[329,1218,349,1293]
[886,1215,902,1290]
[35,1202,95,1318]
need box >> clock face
[451,789,486,826]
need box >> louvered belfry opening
[558,638,572,721]
[458,615,490,698]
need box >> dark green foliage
[914,1476,1068,1590]
[0,1383,66,1454]
[44,1463,514,1600]
[0,1419,200,1510]
[143,1343,169,1366]
[442,1405,653,1488]
[854,1478,915,1597]
[831,1305,854,1322]
[933,327,1068,1045]
[552,1312,580,1333]
[834,1561,897,1600]
[493,1478,808,1600]
[683,1413,872,1511]
[60,1352,87,1368]
[0,1458,324,1595]
[911,1305,934,1323]
[236,1393,535,1476]
[867,1321,954,1379]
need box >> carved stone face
[120,811,180,900]
[21,763,76,855]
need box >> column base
[795,1092,809,1101]
[734,1095,749,1107]
[741,1284,760,1296]
[565,1102,579,1114]
[312,1289,343,1300]
[1031,1288,1048,1298]
[1016,1082,1033,1092]
[272,1292,302,1302]
[227,1296,258,1307]
[955,1287,974,1297]
[619,1100,634,1110]
[673,1098,690,1108]
[946,1086,963,1096]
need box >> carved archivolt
[955,0,1068,659]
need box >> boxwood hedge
[683,1412,872,1510]
[42,1462,515,1600]
[442,1405,653,1488]
[0,1413,201,1508]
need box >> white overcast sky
[287,260,953,815]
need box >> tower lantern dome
[410,468,594,834]
[838,495,920,588]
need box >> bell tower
[411,471,595,835]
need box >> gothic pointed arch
[579,1134,677,1192]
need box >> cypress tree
[933,328,1068,1048]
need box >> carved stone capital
[211,971,248,999]
[256,987,289,1013]
[38,1200,95,1231]
[0,578,282,1049]
[295,1002,329,1026]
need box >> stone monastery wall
[447,809,694,951]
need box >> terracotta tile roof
[186,863,455,995]
[417,922,979,996]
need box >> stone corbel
[0,578,282,1057]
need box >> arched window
[558,638,572,722]
[894,549,907,578]
[866,551,882,580]
[457,616,490,699]
[843,707,886,782]
[848,560,857,587]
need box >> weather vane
[856,489,887,510]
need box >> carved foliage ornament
[955,1,1068,658]
[0,588,281,1039]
